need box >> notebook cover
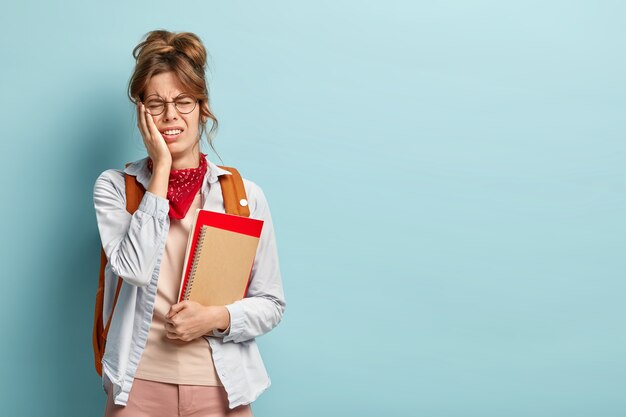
[178,209,264,304]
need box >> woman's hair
[127,29,220,158]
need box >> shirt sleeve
[93,169,170,287]
[212,181,286,342]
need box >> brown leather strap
[124,170,145,213]
[94,247,109,375]
[218,166,250,217]
[98,247,108,289]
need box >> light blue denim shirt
[93,155,286,409]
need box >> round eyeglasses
[142,94,198,116]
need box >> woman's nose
[164,102,179,120]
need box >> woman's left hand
[165,301,230,342]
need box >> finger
[143,104,155,137]
[166,302,186,318]
[137,103,150,141]
[144,107,164,140]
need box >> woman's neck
[171,149,202,170]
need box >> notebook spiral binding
[183,226,207,300]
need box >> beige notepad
[178,224,261,306]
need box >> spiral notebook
[177,209,264,305]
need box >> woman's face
[142,71,205,159]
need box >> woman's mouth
[162,129,183,142]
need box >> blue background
[1,1,625,416]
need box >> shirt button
[239,198,248,207]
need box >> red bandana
[146,153,208,220]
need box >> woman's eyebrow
[145,92,186,99]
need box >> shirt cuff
[212,325,230,337]
[212,302,243,340]
[138,191,169,219]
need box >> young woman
[93,30,286,417]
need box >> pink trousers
[104,378,253,417]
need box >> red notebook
[177,209,264,305]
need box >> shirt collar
[123,154,232,189]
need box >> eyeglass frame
[141,93,199,116]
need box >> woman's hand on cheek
[164,301,230,342]
[136,101,171,169]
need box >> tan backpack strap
[101,166,146,344]
[217,166,250,217]
[124,165,145,214]
[93,246,110,376]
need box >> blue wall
[1,1,625,416]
